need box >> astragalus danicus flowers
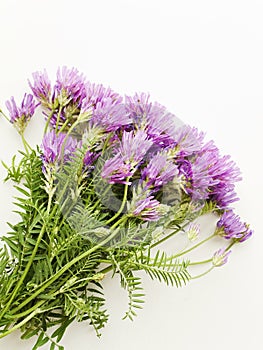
[0,67,252,350]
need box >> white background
[0,1,262,349]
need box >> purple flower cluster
[5,94,37,132]
[28,67,126,131]
[216,210,253,242]
[16,66,250,234]
[141,153,178,191]
[55,67,86,105]
[132,195,161,221]
[28,69,51,107]
[125,93,178,147]
[41,130,79,166]
[101,130,153,184]
[213,248,232,267]
[174,127,242,208]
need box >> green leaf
[32,332,49,350]
[51,317,74,342]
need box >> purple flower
[101,130,153,184]
[209,154,241,208]
[173,125,205,156]
[119,130,153,164]
[212,248,232,267]
[83,150,99,169]
[132,196,161,221]
[125,93,179,147]
[183,150,218,201]
[5,94,37,132]
[41,130,78,167]
[91,99,131,131]
[125,92,153,121]
[80,82,125,132]
[101,154,133,184]
[180,140,241,207]
[55,66,86,104]
[28,69,51,106]
[141,153,179,191]
[216,210,252,242]
[82,82,122,112]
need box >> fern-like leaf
[133,250,191,287]
[110,253,145,320]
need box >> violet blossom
[216,210,252,242]
[212,248,232,267]
[41,130,78,167]
[5,94,37,133]
[131,196,161,221]
[90,99,131,131]
[173,125,205,157]
[28,69,52,106]
[180,140,241,208]
[82,82,122,112]
[101,130,153,184]
[141,153,179,191]
[183,150,219,201]
[125,93,178,148]
[209,154,241,208]
[101,154,133,184]
[55,66,86,105]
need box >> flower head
[41,130,78,168]
[209,154,241,208]
[55,66,86,105]
[216,210,252,242]
[125,93,180,147]
[173,125,205,157]
[119,130,153,164]
[183,148,219,201]
[212,248,232,267]
[82,82,122,111]
[141,153,179,191]
[101,154,133,185]
[91,99,130,131]
[131,195,161,221]
[186,223,200,241]
[5,94,37,133]
[180,139,241,208]
[101,130,153,184]
[28,69,52,106]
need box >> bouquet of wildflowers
[0,67,252,349]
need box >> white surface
[0,1,262,349]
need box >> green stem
[0,224,47,320]
[21,132,32,154]
[57,116,72,134]
[105,181,130,226]
[0,183,55,321]
[110,215,127,230]
[189,258,212,266]
[44,108,55,134]
[0,307,41,339]
[191,266,214,279]
[9,227,121,315]
[98,264,114,275]
[174,233,216,258]
[101,133,113,155]
[4,300,46,320]
[55,105,63,133]
[150,222,189,249]
[0,109,10,122]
